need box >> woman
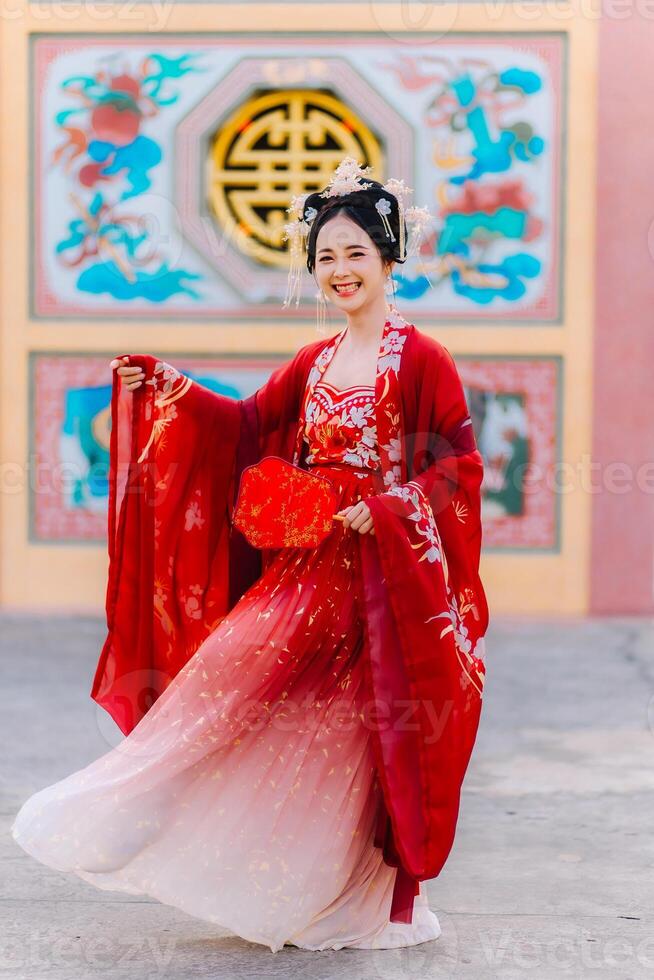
[11,158,488,952]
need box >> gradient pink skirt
[11,463,441,952]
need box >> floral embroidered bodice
[303,380,381,472]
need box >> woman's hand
[336,501,375,535]
[109,356,145,391]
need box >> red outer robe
[92,312,489,923]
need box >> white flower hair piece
[375,197,396,243]
[382,176,413,203]
[319,155,375,198]
[287,193,309,221]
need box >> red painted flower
[110,74,141,99]
[310,421,357,458]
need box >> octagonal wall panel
[177,61,408,300]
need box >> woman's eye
[319,253,364,261]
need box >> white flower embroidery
[386,480,442,563]
[307,343,336,390]
[383,464,402,488]
[307,365,321,388]
[385,437,402,463]
[427,596,484,698]
[445,592,472,655]
[348,403,375,428]
[146,360,184,397]
[420,525,442,563]
[360,425,377,448]
[305,399,320,424]
[381,329,406,356]
[386,485,414,504]
[378,330,406,373]
[343,442,378,467]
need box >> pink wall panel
[592,17,654,612]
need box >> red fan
[232,456,346,549]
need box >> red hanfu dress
[11,308,488,952]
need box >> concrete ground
[1,612,653,979]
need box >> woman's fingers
[338,504,359,527]
[110,356,144,389]
[340,501,374,534]
[121,367,144,389]
[110,356,142,375]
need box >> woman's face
[313,213,390,313]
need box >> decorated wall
[0,5,601,615]
[33,34,561,321]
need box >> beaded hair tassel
[404,205,433,259]
[281,193,311,309]
[381,177,413,261]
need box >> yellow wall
[0,4,598,614]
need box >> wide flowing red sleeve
[91,356,242,735]
[357,336,488,911]
[91,341,327,736]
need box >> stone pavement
[1,613,653,979]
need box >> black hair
[303,180,406,276]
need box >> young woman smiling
[12,159,488,954]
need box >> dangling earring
[315,287,328,334]
[384,269,396,310]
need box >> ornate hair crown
[281,156,433,308]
